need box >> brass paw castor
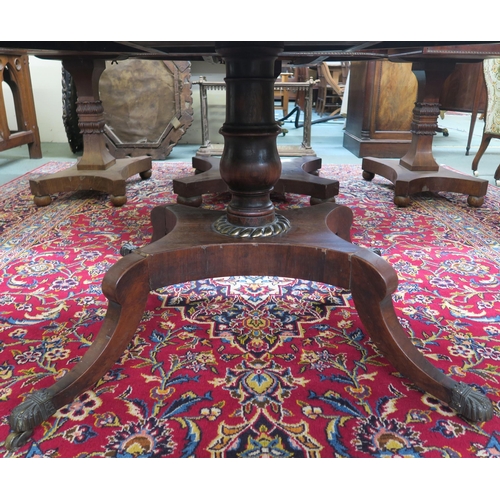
[449,381,494,422]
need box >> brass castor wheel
[362,170,375,181]
[394,195,411,207]
[5,429,33,451]
[110,195,127,207]
[33,195,52,207]
[140,169,152,180]
[467,195,484,208]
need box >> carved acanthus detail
[9,388,56,432]
[449,381,494,422]
[414,101,441,116]
[410,102,441,135]
[77,99,106,134]
[410,122,438,135]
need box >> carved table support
[6,43,494,451]
[362,60,489,207]
[217,44,282,229]
[178,74,323,204]
[29,58,152,207]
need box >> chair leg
[471,133,492,175]
[316,88,325,116]
[329,107,341,117]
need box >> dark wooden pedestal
[6,44,494,451]
[29,58,152,207]
[362,60,489,207]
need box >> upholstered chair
[472,58,500,186]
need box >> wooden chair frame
[315,62,345,117]
[0,54,41,158]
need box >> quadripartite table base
[29,157,153,207]
[362,159,489,207]
[173,155,339,207]
[361,58,489,208]
[6,201,493,449]
[5,42,496,451]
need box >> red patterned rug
[1,161,499,458]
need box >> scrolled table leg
[6,254,152,450]
[349,248,494,422]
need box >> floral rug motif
[1,161,499,458]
